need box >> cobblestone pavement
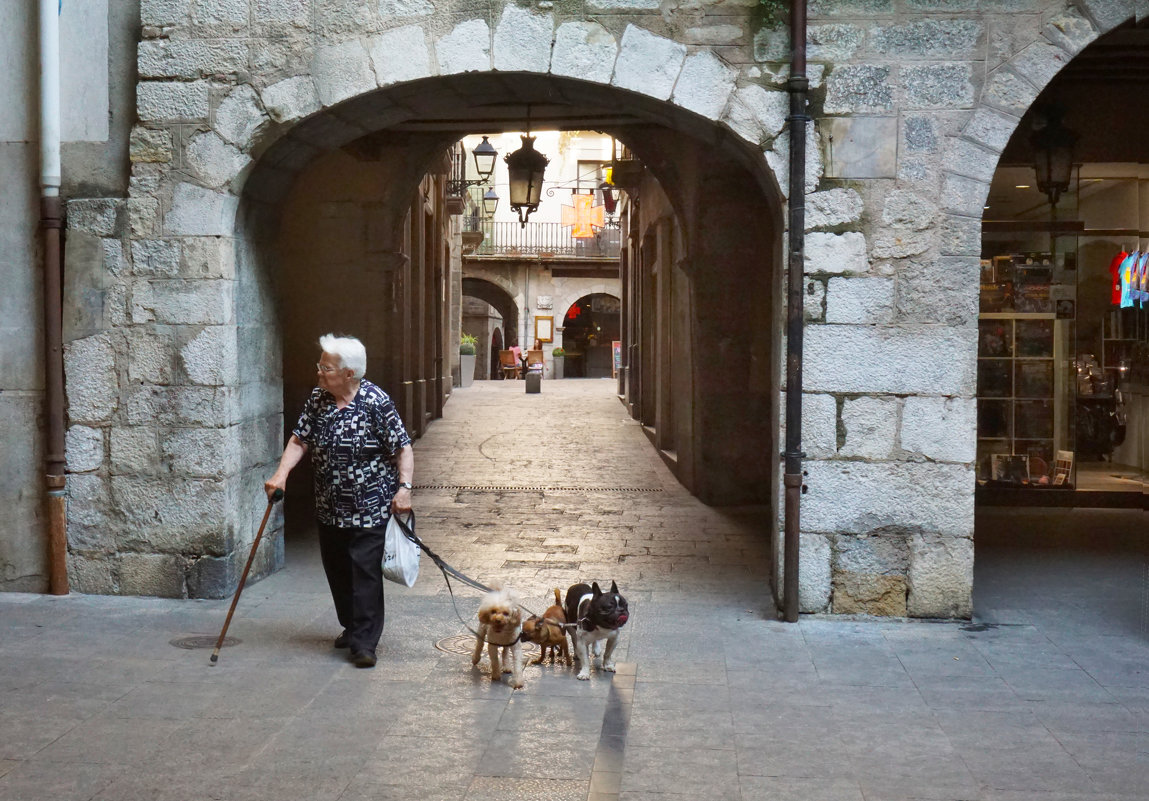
[1,380,1147,801]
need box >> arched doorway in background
[561,293,621,378]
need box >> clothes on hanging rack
[1109,249,1128,305]
[1118,250,1138,308]
[1137,251,1149,306]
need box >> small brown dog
[521,588,570,665]
[472,585,525,688]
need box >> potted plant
[459,334,478,388]
[551,346,564,380]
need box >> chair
[526,349,545,376]
[498,349,520,380]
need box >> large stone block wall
[63,197,283,597]
[783,0,1121,617]
[53,0,1137,609]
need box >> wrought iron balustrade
[463,218,620,258]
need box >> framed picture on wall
[534,315,553,343]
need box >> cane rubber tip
[209,653,218,664]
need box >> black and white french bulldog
[564,581,629,681]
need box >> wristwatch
[398,481,413,490]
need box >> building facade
[4,1,1146,616]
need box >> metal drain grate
[435,633,539,656]
[417,484,663,493]
[170,634,240,650]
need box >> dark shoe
[351,650,377,668]
[333,630,350,649]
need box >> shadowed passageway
[395,380,774,607]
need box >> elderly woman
[266,334,414,668]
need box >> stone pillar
[64,198,280,598]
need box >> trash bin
[525,371,541,394]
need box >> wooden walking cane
[210,489,283,665]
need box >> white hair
[319,334,367,380]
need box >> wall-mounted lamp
[472,136,497,181]
[481,187,499,218]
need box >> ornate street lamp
[481,187,499,218]
[1030,105,1076,209]
[472,135,497,181]
[447,136,498,199]
[505,134,549,227]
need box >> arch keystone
[215,84,270,149]
[722,84,788,147]
[612,25,687,101]
[436,19,491,75]
[185,131,252,190]
[1044,6,1101,54]
[494,7,553,73]
[370,25,433,86]
[261,77,321,125]
[672,50,737,120]
[313,39,376,107]
[1009,40,1073,92]
[551,22,617,84]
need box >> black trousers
[317,523,387,654]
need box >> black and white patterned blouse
[293,380,412,528]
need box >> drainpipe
[40,0,68,594]
[782,0,808,622]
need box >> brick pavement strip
[1,381,1148,800]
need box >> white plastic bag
[382,511,420,587]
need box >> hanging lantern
[599,181,617,215]
[1030,106,1076,208]
[505,135,549,228]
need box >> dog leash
[392,514,492,639]
[391,515,574,639]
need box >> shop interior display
[977,204,1148,490]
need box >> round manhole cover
[170,634,241,650]
[435,633,539,656]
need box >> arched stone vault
[462,276,519,346]
[57,0,1143,611]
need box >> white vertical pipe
[40,0,61,195]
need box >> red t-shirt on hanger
[1110,251,1128,305]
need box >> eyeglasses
[316,363,339,373]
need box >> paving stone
[5,383,1148,799]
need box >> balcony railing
[463,218,620,259]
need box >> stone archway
[64,10,787,596]
[462,277,518,380]
[56,0,1140,611]
[462,277,519,348]
[558,292,621,379]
